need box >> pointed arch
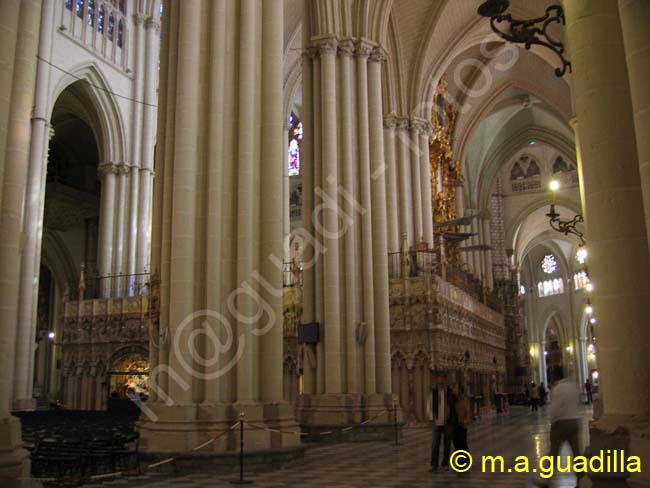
[49,62,127,165]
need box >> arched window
[87,0,95,26]
[119,0,126,13]
[526,160,541,177]
[553,156,569,174]
[98,5,105,32]
[117,19,124,48]
[66,0,73,10]
[108,12,115,40]
[288,112,303,176]
[510,162,525,180]
[76,0,85,18]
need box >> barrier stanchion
[231,412,253,485]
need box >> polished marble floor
[83,406,591,488]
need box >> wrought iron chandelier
[477,0,572,77]
[547,179,585,246]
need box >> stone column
[113,163,130,286]
[565,0,650,415]
[456,186,467,267]
[0,0,41,478]
[410,122,423,242]
[127,13,146,280]
[13,0,56,412]
[565,3,650,482]
[140,0,298,457]
[419,123,434,248]
[383,115,400,252]
[396,118,413,246]
[137,16,160,279]
[369,47,391,395]
[356,40,376,397]
[319,37,343,394]
[619,0,650,256]
[339,39,360,394]
[97,163,118,296]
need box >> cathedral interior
[0,0,649,486]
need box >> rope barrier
[13,422,240,484]
[10,408,396,484]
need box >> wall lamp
[477,0,572,77]
[547,179,586,246]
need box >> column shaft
[339,41,359,393]
[369,50,391,394]
[618,0,650,256]
[127,13,145,277]
[419,128,434,247]
[565,0,650,416]
[383,116,399,251]
[259,0,284,402]
[98,165,117,295]
[410,126,423,242]
[356,42,376,395]
[397,120,413,245]
[319,39,342,394]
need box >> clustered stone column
[0,0,42,478]
[12,0,56,411]
[565,1,650,483]
[139,0,299,455]
[298,27,397,427]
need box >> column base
[297,393,403,442]
[586,414,650,487]
[0,415,32,484]
[11,398,36,412]
[138,401,302,473]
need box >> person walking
[548,368,585,486]
[453,384,471,451]
[427,373,456,472]
[584,378,593,404]
[529,381,539,411]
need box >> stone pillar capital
[98,162,120,177]
[369,46,387,64]
[383,113,399,129]
[337,38,355,57]
[116,162,131,174]
[410,117,430,134]
[145,17,161,31]
[355,39,375,59]
[133,13,146,25]
[312,36,338,56]
[396,116,411,132]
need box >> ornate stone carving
[369,46,387,63]
[338,38,355,57]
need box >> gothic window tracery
[76,0,85,18]
[87,0,95,25]
[117,19,123,48]
[108,12,115,40]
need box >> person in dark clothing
[584,378,593,404]
[538,383,547,406]
[453,384,471,451]
[428,373,456,472]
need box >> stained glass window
[98,5,105,32]
[119,0,126,13]
[108,12,115,40]
[117,19,124,47]
[76,0,85,18]
[87,0,95,26]
[66,0,73,10]
[288,112,303,176]
[541,254,557,274]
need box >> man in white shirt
[537,367,585,488]
[549,368,582,459]
[428,373,455,472]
